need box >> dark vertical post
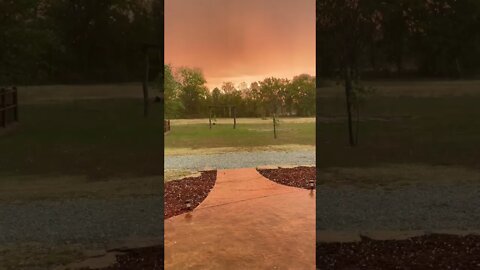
[233,107,236,129]
[209,107,212,129]
[143,48,150,117]
[13,86,18,122]
[1,88,5,128]
[273,113,277,139]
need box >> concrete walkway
[164,168,316,270]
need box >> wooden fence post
[209,107,212,129]
[233,107,236,129]
[164,120,171,133]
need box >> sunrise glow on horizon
[165,0,315,90]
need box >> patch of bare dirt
[164,170,216,219]
[258,166,316,189]
[317,234,480,269]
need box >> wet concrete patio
[164,168,316,269]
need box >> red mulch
[164,170,217,219]
[258,166,316,189]
[317,234,480,269]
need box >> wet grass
[165,121,315,150]
[0,99,164,179]
[318,95,480,169]
[317,80,480,184]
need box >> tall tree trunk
[345,67,356,147]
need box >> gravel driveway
[165,150,315,170]
[0,196,163,245]
[317,183,480,231]
[3,170,478,246]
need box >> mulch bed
[317,234,480,269]
[164,170,217,219]
[258,166,315,189]
[87,233,480,270]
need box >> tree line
[0,0,161,85]
[3,0,478,85]
[317,0,480,146]
[318,0,480,79]
[164,65,315,119]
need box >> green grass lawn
[0,86,315,200]
[165,120,315,152]
[1,99,164,178]
[317,80,480,181]
[0,98,164,200]
[3,80,480,193]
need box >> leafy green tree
[176,67,209,117]
[0,0,59,84]
[210,87,222,117]
[290,74,316,116]
[221,82,236,94]
[259,77,288,116]
[247,82,263,117]
[164,64,183,118]
[47,0,156,82]
[159,65,317,119]
[318,0,480,78]
[220,81,238,117]
[0,0,160,84]
[318,0,383,146]
[409,0,480,77]
[211,87,222,105]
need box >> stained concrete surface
[164,168,316,269]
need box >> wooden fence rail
[0,86,18,128]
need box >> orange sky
[165,0,315,90]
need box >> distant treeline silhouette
[317,0,480,79]
[164,65,315,119]
[0,0,161,85]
